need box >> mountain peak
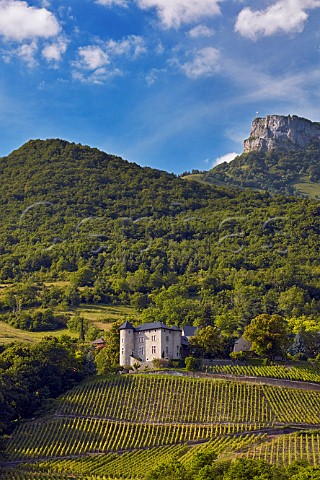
[243,115,320,153]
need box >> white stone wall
[120,328,135,366]
[120,326,182,366]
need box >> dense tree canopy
[244,314,290,360]
[1,139,320,356]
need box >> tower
[119,321,135,366]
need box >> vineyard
[206,363,320,383]
[2,374,320,479]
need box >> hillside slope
[2,139,320,334]
[3,373,320,478]
[203,143,320,198]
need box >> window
[138,347,144,356]
[166,336,169,342]
[177,345,180,357]
[138,337,144,343]
[166,346,169,356]
[152,346,156,354]
[151,335,156,342]
[121,348,124,355]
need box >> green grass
[0,302,139,343]
[292,175,320,199]
[70,303,140,332]
[0,320,77,344]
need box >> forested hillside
[1,139,320,343]
[203,142,320,198]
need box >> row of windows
[122,345,180,357]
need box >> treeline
[147,453,320,480]
[0,337,92,442]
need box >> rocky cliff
[243,115,320,153]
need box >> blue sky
[1,0,320,173]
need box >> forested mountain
[1,139,320,341]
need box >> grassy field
[3,373,320,479]
[292,175,320,199]
[0,320,78,344]
[0,301,140,343]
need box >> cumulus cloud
[73,35,146,83]
[213,152,239,167]
[188,24,215,38]
[76,46,110,70]
[0,0,60,41]
[42,37,68,63]
[178,47,220,78]
[96,0,222,28]
[235,0,320,40]
[138,0,221,28]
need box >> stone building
[233,335,252,353]
[119,321,182,367]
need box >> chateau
[119,321,183,367]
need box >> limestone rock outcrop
[243,115,320,153]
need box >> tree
[189,326,225,358]
[146,460,190,480]
[95,320,123,374]
[243,314,290,360]
[223,458,285,480]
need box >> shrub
[185,356,202,371]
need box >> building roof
[182,326,197,337]
[119,320,181,332]
[135,321,181,332]
[91,338,105,345]
[119,320,135,330]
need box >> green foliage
[185,356,202,371]
[94,320,122,374]
[2,139,320,341]
[204,143,320,197]
[7,308,67,332]
[146,460,190,480]
[189,326,226,358]
[244,314,290,360]
[0,336,87,436]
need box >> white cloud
[0,0,60,41]
[42,37,68,62]
[73,66,122,84]
[106,35,146,58]
[96,0,128,5]
[179,47,220,78]
[235,0,320,40]
[73,35,146,83]
[188,24,215,38]
[213,152,239,167]
[17,40,38,66]
[76,46,110,70]
[136,0,222,28]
